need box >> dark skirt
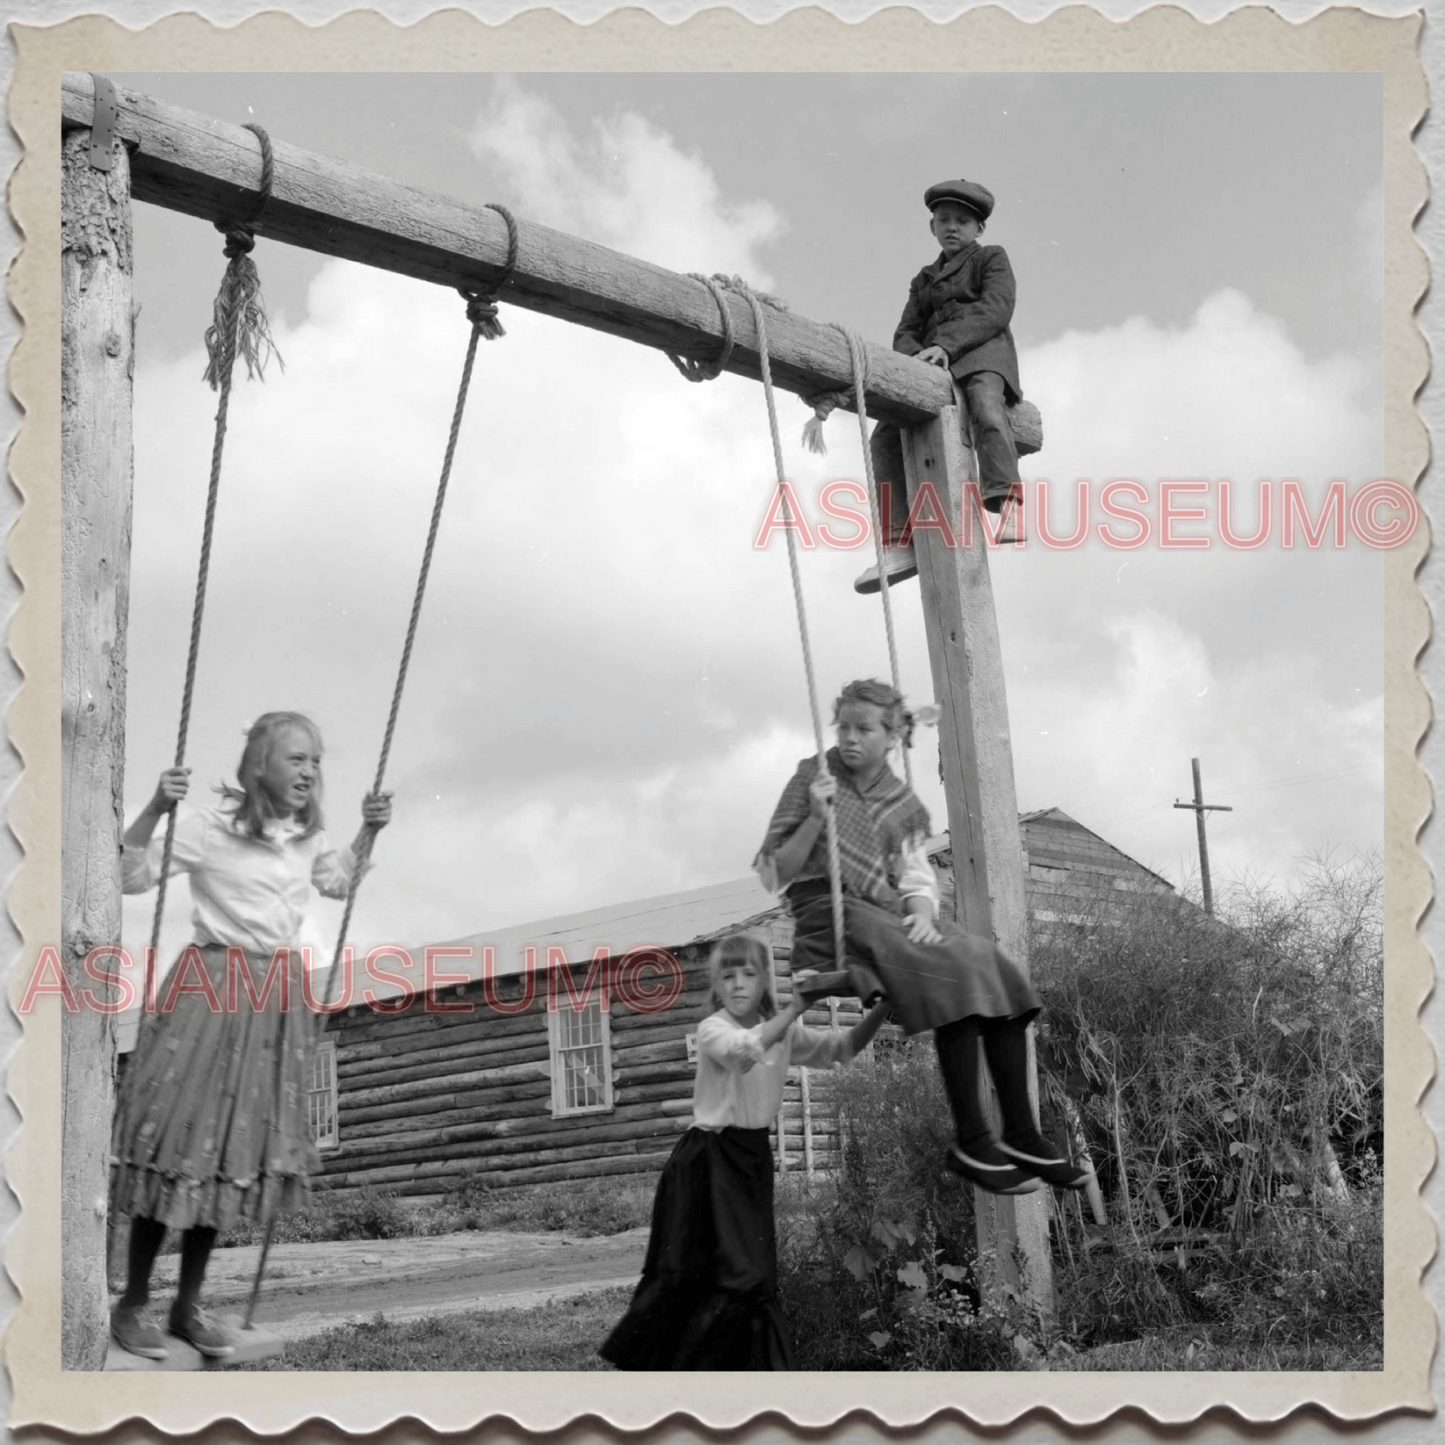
[599,1126,795,1371]
[790,893,1039,1035]
[110,943,320,1231]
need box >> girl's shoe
[998,1132,1095,1190]
[111,1303,169,1360]
[946,1139,1043,1195]
[168,1305,238,1359]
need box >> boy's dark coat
[892,240,1021,401]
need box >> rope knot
[220,225,256,259]
[460,288,505,340]
[667,272,735,383]
[800,324,873,454]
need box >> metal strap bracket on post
[88,75,118,171]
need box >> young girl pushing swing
[600,932,888,1370]
[757,678,1091,1198]
[109,712,391,1361]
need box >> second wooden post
[902,405,1053,1317]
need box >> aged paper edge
[5,3,1433,1434]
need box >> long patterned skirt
[599,1126,794,1370]
[110,943,320,1231]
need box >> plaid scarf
[756,748,932,904]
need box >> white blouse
[122,805,359,958]
[691,1008,854,1131]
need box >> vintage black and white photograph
[33,10,1429,1431]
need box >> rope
[838,325,912,792]
[327,289,490,993]
[463,203,519,341]
[799,385,854,456]
[667,273,736,382]
[149,122,278,975]
[726,278,847,976]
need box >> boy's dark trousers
[869,370,1019,542]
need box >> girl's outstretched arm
[755,989,808,1053]
[123,768,190,850]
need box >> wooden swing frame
[59,72,1048,1370]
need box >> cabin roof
[1017,807,1175,890]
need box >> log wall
[315,918,860,1200]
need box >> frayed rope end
[202,246,281,391]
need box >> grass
[211,1173,656,1250]
[228,1287,634,1371]
[1050,1331,1383,1372]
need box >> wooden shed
[305,809,1176,1202]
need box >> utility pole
[1173,757,1232,914]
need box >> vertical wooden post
[902,405,1053,1316]
[61,124,135,1368]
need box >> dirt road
[140,1229,649,1340]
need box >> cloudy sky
[113,71,1386,964]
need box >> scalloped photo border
[4,4,1433,1434]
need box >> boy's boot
[168,1226,237,1359]
[111,1216,169,1360]
[855,449,919,593]
[854,546,919,595]
[990,485,1026,545]
[984,1020,1093,1190]
[934,1019,1041,1195]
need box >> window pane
[564,1045,604,1109]
[307,1043,336,1145]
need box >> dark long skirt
[599,1126,794,1370]
[110,943,320,1231]
[790,894,1039,1035]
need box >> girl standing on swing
[756,678,1090,1197]
[109,712,391,1361]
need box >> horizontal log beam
[339,1036,550,1086]
[340,1057,550,1110]
[62,73,953,429]
[340,1083,552,1134]
[319,1149,672,1196]
[331,1099,681,1163]
[321,1133,681,1190]
[331,1113,687,1172]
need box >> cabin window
[549,998,614,1117]
[308,1037,339,1150]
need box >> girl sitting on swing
[109,711,391,1361]
[756,678,1090,1197]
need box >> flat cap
[924,179,995,221]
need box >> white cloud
[469,78,783,285]
[1022,287,1380,484]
